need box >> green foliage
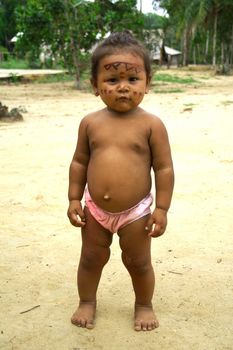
[99,0,143,33]
[153,0,233,67]
[153,88,184,93]
[0,45,9,60]
[0,57,29,69]
[143,12,166,30]
[0,45,8,53]
[32,73,74,84]
[153,73,198,84]
[0,0,25,48]
[13,0,144,86]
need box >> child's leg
[71,207,113,329]
[118,215,159,331]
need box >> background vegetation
[153,0,233,68]
[0,0,232,86]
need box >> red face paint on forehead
[104,61,143,74]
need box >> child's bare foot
[71,301,96,329]
[134,304,159,331]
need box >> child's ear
[90,78,99,96]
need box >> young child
[67,31,174,331]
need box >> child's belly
[87,153,152,212]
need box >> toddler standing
[67,31,174,331]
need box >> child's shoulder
[80,108,106,125]
[139,108,165,126]
[138,109,168,138]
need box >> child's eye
[107,78,117,83]
[129,77,139,82]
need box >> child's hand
[67,200,86,228]
[145,208,167,237]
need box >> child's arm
[67,117,90,227]
[146,117,174,237]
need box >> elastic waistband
[85,187,153,216]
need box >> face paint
[133,91,143,96]
[104,61,143,74]
[100,89,109,94]
[96,53,148,112]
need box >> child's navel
[103,194,110,201]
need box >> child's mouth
[117,96,130,101]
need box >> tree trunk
[193,46,196,65]
[139,0,142,12]
[71,36,81,89]
[212,9,218,67]
[191,28,196,64]
[204,31,209,64]
[221,42,224,65]
[231,24,233,67]
[183,25,190,66]
[64,0,81,88]
[197,44,200,64]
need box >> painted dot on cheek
[133,91,137,95]
[108,90,112,94]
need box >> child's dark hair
[91,31,151,82]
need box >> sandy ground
[0,70,233,350]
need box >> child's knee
[80,247,110,271]
[122,253,151,275]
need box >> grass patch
[0,58,29,69]
[221,100,233,106]
[35,71,92,90]
[152,88,184,93]
[199,76,210,80]
[183,103,197,107]
[34,73,73,84]
[153,73,198,84]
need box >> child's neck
[106,106,141,116]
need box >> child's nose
[117,81,129,92]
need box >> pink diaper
[85,188,153,233]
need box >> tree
[143,12,165,30]
[15,0,144,87]
[95,0,143,36]
[153,0,233,67]
[0,0,25,50]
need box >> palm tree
[139,0,142,12]
[153,0,233,67]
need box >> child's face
[93,52,150,113]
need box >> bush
[0,46,10,61]
[0,56,29,69]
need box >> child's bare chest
[88,119,150,155]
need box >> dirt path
[0,72,233,350]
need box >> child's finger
[78,210,86,221]
[69,212,85,227]
[149,224,164,237]
[145,215,154,233]
[78,214,86,226]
